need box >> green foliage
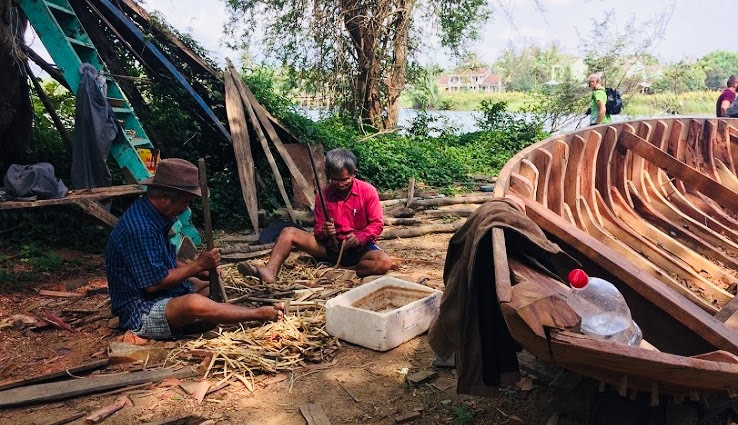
[494,43,565,92]
[28,81,75,176]
[407,69,447,110]
[223,0,490,127]
[452,405,474,425]
[699,51,738,90]
[525,71,591,132]
[294,102,545,191]
[652,62,706,93]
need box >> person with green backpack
[588,74,611,126]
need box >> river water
[300,108,691,135]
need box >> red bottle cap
[568,269,589,289]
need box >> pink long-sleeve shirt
[313,178,384,247]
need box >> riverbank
[401,90,718,116]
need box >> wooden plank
[236,76,296,221]
[563,134,586,213]
[576,194,717,313]
[529,148,551,206]
[610,187,731,282]
[72,199,118,227]
[716,120,736,174]
[405,176,416,208]
[596,191,731,308]
[658,171,738,248]
[299,403,332,425]
[628,180,738,274]
[117,0,221,80]
[547,140,568,215]
[38,290,84,298]
[0,359,109,392]
[0,185,144,210]
[0,367,196,408]
[580,129,603,219]
[715,158,738,193]
[619,130,738,211]
[241,85,315,208]
[517,159,539,196]
[640,171,738,259]
[493,227,512,303]
[602,125,625,209]
[715,296,738,322]
[548,330,738,392]
[223,64,260,232]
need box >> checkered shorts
[133,298,173,340]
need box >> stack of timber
[223,60,314,232]
[494,117,738,401]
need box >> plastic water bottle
[566,269,642,346]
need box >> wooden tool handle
[198,158,228,303]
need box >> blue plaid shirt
[105,197,193,330]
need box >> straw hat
[141,158,201,197]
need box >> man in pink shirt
[242,149,393,283]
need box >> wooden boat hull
[494,118,738,398]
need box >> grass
[402,90,719,116]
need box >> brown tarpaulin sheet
[428,198,578,396]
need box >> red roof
[480,73,500,86]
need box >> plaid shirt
[105,197,193,330]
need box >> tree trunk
[384,0,413,129]
[341,0,413,130]
[0,1,32,174]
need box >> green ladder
[20,0,200,246]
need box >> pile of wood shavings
[168,256,355,385]
[168,313,339,389]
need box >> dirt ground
[0,233,733,425]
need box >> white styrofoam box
[325,275,442,351]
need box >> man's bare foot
[236,262,277,283]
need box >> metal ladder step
[44,1,75,16]
[130,137,150,147]
[65,36,95,50]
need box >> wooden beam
[0,359,109,392]
[235,72,296,221]
[72,199,119,227]
[241,84,316,208]
[117,0,221,80]
[0,367,196,408]
[26,65,73,152]
[0,185,144,210]
[619,130,738,211]
[715,296,738,322]
[223,63,260,232]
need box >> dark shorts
[325,243,381,267]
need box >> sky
[24,0,736,69]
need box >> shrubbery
[1,68,545,249]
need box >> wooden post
[26,63,73,152]
[223,64,260,232]
[405,176,415,208]
[198,159,228,303]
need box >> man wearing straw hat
[105,158,283,340]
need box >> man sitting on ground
[105,158,283,340]
[242,148,393,283]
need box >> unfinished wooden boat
[493,118,738,400]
